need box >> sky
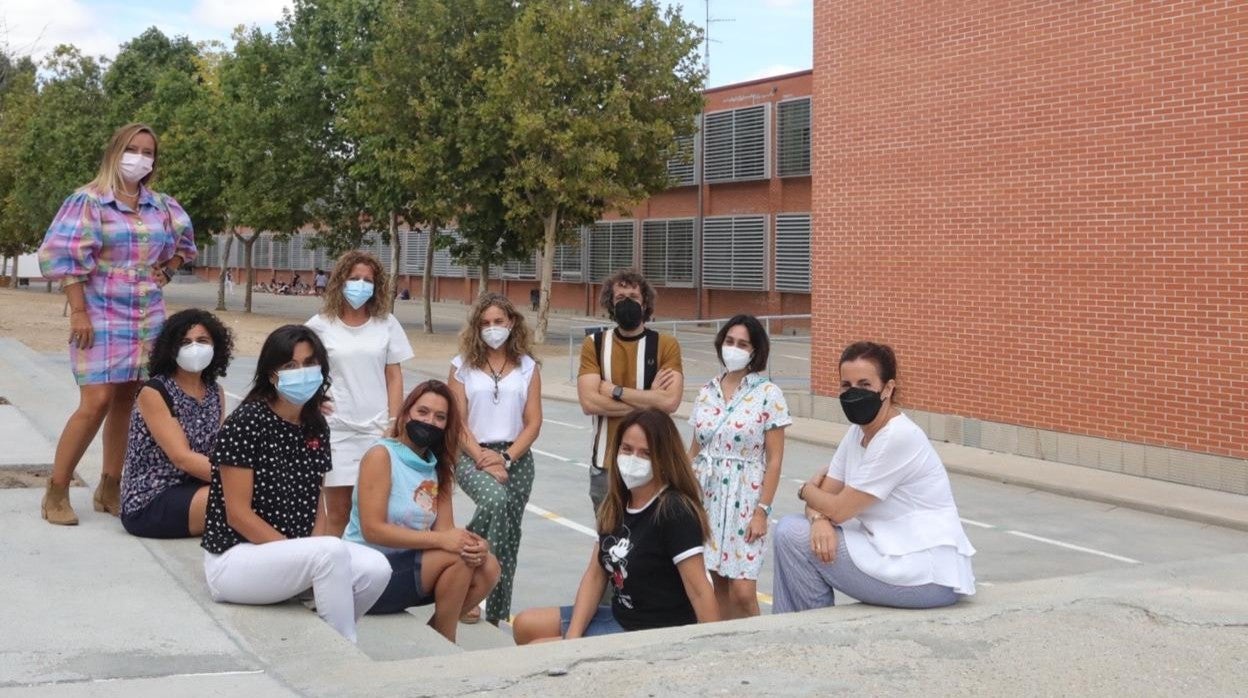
[1,0,812,88]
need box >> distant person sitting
[120,309,233,538]
[397,288,411,301]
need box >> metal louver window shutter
[402,230,427,275]
[588,221,634,282]
[503,253,537,279]
[253,233,271,268]
[433,230,466,278]
[667,218,695,286]
[554,228,584,282]
[774,214,811,292]
[703,110,734,182]
[701,216,767,290]
[375,237,393,272]
[642,220,667,284]
[733,105,768,180]
[777,98,811,177]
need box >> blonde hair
[85,123,158,196]
[457,292,536,370]
[319,249,391,319]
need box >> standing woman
[120,308,234,538]
[306,250,414,536]
[201,325,391,643]
[688,315,791,619]
[37,123,197,525]
[447,293,542,625]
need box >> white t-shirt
[451,354,536,444]
[306,313,414,435]
[826,413,976,595]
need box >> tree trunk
[479,256,489,296]
[9,255,18,291]
[237,232,257,313]
[535,207,558,344]
[422,224,437,333]
[216,233,233,311]
[388,211,401,304]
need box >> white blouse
[451,354,536,444]
[826,413,977,595]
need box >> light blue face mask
[343,279,374,310]
[275,365,323,406]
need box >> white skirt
[323,430,384,488]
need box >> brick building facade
[810,1,1246,492]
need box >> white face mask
[176,342,214,373]
[481,325,510,350]
[721,345,751,372]
[119,152,153,184]
[615,453,653,490]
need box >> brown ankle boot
[92,474,121,516]
[42,480,79,526]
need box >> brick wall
[811,1,1247,458]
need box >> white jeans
[204,537,391,643]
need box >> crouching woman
[513,408,718,643]
[345,380,500,644]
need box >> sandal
[460,607,481,624]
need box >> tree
[486,0,705,341]
[351,0,520,332]
[217,27,321,312]
[104,28,199,127]
[0,52,38,288]
[5,47,112,289]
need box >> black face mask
[405,420,444,451]
[840,387,885,425]
[613,298,644,331]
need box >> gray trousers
[772,514,960,613]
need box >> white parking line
[960,518,996,529]
[778,354,809,362]
[526,503,597,538]
[1006,531,1141,564]
[531,448,571,462]
[544,419,588,430]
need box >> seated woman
[345,380,501,644]
[773,341,976,612]
[512,408,719,643]
[120,308,233,538]
[200,325,392,643]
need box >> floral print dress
[689,372,791,580]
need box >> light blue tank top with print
[344,438,440,554]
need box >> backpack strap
[641,329,660,389]
[144,377,177,419]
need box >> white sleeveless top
[451,354,537,444]
[826,413,977,595]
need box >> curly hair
[457,292,537,370]
[147,308,234,383]
[598,268,656,322]
[319,249,391,319]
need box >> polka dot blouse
[201,400,332,555]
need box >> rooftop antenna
[696,0,733,319]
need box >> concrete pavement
[3,284,1248,695]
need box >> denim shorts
[559,605,625,638]
[368,549,435,614]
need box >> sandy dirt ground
[0,286,565,361]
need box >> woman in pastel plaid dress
[37,123,197,526]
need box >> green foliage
[0,54,39,257]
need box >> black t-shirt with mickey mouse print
[201,400,332,555]
[599,488,706,631]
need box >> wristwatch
[756,502,773,517]
[611,385,624,401]
[502,452,513,470]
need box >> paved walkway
[2,285,1247,695]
